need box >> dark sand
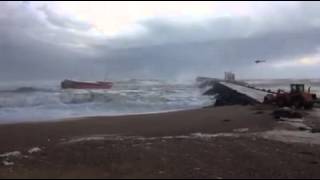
[0,105,320,178]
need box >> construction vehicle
[263,84,317,109]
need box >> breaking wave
[0,79,213,123]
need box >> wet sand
[0,105,320,178]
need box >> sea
[0,78,319,124]
[0,79,213,124]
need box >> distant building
[224,72,235,82]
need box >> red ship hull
[61,80,113,89]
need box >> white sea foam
[0,151,21,158]
[259,130,320,145]
[233,128,249,133]
[28,147,42,154]
[0,79,212,124]
[2,160,14,166]
[191,132,240,138]
[63,132,242,145]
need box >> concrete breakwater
[197,77,268,106]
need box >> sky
[1,1,320,82]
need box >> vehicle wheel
[293,101,301,109]
[277,99,285,107]
[292,97,303,109]
[304,103,314,110]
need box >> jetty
[196,73,271,106]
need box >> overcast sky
[1,1,320,82]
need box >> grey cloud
[0,2,101,81]
[1,1,320,82]
[101,27,320,80]
[39,5,92,31]
[96,2,320,80]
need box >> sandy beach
[3,1,320,179]
[0,105,320,178]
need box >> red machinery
[264,84,317,109]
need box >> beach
[0,105,320,178]
[3,1,320,179]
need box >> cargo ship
[61,79,113,89]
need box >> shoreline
[0,106,210,126]
[0,105,320,178]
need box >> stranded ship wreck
[61,79,113,89]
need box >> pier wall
[197,77,268,106]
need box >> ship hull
[61,80,113,89]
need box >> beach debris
[2,160,14,166]
[233,128,249,133]
[0,151,21,158]
[28,147,42,154]
[273,108,302,119]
